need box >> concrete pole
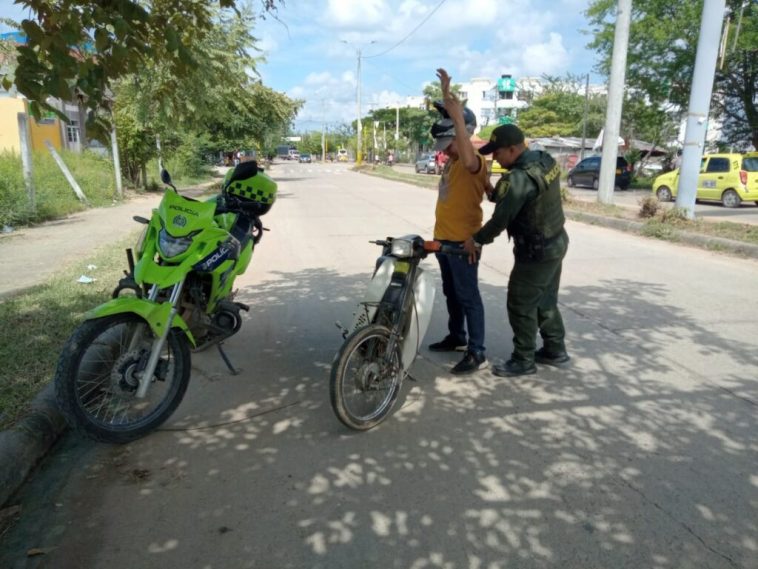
[156,134,163,177]
[356,49,363,166]
[597,0,632,205]
[580,73,590,162]
[395,105,399,144]
[111,127,123,199]
[17,113,35,211]
[676,0,727,219]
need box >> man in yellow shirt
[428,68,490,374]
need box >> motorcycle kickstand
[217,342,239,375]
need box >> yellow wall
[0,97,25,154]
[28,111,63,152]
[0,98,64,153]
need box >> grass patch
[355,164,440,189]
[562,192,628,218]
[0,150,121,228]
[0,232,139,429]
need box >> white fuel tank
[350,258,436,371]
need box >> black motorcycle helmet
[430,100,477,148]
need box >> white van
[337,148,349,162]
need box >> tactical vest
[508,151,565,242]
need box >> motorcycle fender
[401,267,435,370]
[86,297,196,347]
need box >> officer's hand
[463,237,480,265]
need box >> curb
[565,210,758,260]
[0,384,67,506]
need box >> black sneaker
[429,336,467,352]
[534,348,571,367]
[451,351,488,374]
[492,358,537,377]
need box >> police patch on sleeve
[494,174,511,201]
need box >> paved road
[394,162,758,225]
[2,162,757,569]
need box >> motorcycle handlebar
[368,238,475,257]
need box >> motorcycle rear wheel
[55,314,191,443]
[330,324,403,431]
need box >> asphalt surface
[1,161,757,569]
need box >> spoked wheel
[330,324,403,430]
[55,313,191,443]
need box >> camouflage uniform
[473,149,568,363]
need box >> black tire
[656,186,673,202]
[592,177,599,191]
[722,189,741,208]
[329,324,403,431]
[567,176,575,188]
[55,313,191,443]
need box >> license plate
[394,261,410,274]
[615,168,621,174]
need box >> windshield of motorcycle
[158,191,217,237]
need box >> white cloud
[324,0,389,29]
[520,33,570,76]
[253,0,597,129]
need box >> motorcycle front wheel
[330,324,403,431]
[55,313,191,443]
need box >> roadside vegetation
[0,233,138,430]
[0,150,220,228]
[358,167,758,250]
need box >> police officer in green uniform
[463,124,570,377]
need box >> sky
[0,0,605,131]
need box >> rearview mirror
[160,169,172,184]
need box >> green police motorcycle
[54,161,277,443]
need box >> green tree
[110,6,300,187]
[586,0,757,149]
[516,77,606,139]
[1,0,284,138]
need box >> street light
[342,39,376,165]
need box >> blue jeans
[436,241,486,354]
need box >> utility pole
[597,0,631,205]
[395,104,400,142]
[676,0,727,219]
[17,113,35,211]
[342,40,376,166]
[580,73,590,161]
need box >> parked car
[337,148,349,162]
[415,153,437,174]
[652,152,758,208]
[567,156,631,190]
[299,153,312,163]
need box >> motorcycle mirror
[160,169,172,184]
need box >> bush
[638,195,660,218]
[660,206,690,224]
[0,149,117,227]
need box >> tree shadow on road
[2,269,756,569]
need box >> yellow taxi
[653,152,758,208]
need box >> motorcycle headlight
[158,228,193,258]
[390,238,413,258]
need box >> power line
[363,0,449,59]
